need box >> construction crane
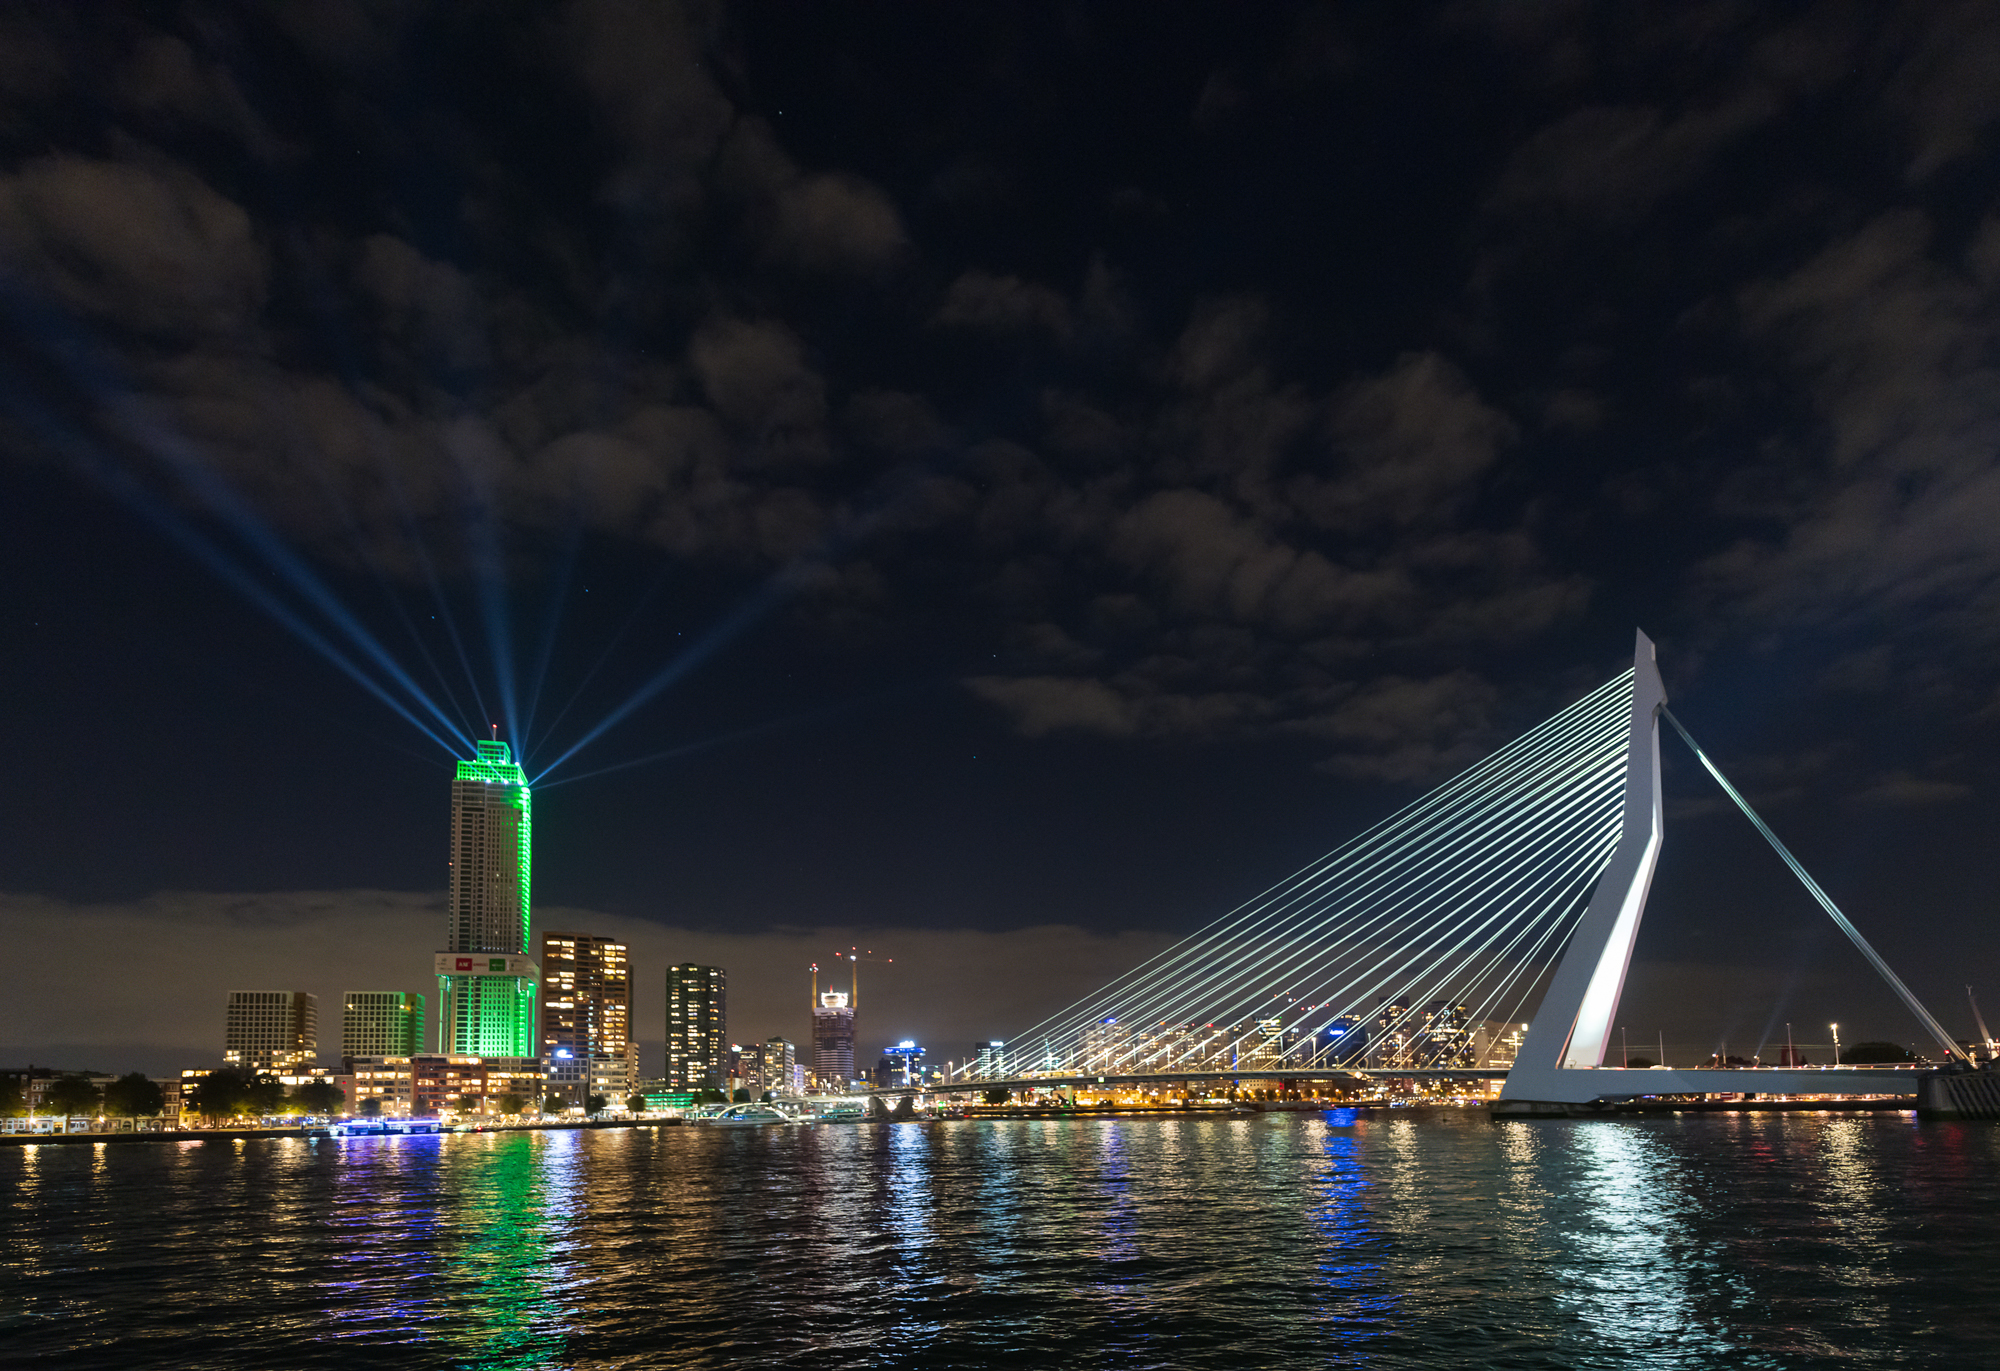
[835,947,892,1005]
[809,949,893,1005]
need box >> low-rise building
[348,1055,544,1116]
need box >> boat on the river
[704,1103,807,1127]
[328,1118,444,1137]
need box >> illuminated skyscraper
[666,964,726,1091]
[224,991,317,1072]
[541,933,634,1102]
[341,991,424,1060]
[435,741,538,1057]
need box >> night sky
[4,2,1999,1076]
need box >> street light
[1830,1023,1842,1067]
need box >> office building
[341,992,425,1061]
[972,1040,1008,1077]
[876,1040,923,1088]
[436,741,538,1058]
[765,1037,799,1095]
[666,964,727,1091]
[541,933,633,1103]
[224,991,318,1072]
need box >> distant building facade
[541,932,633,1102]
[667,964,727,1091]
[348,1055,543,1117]
[341,992,425,1061]
[876,1040,923,1088]
[224,991,318,1072]
[730,1037,800,1098]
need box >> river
[2,1109,1996,1368]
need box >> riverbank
[1,1098,1924,1145]
[0,1117,691,1147]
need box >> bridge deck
[923,1066,1924,1098]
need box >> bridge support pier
[1491,1098,1628,1118]
[1917,1066,2000,1120]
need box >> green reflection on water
[436,1133,579,1369]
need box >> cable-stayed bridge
[961,632,1978,1115]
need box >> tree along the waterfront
[291,1079,345,1115]
[1843,1041,1920,1064]
[102,1073,166,1117]
[187,1070,286,1120]
[493,1092,526,1115]
[44,1075,103,1116]
[585,1093,609,1115]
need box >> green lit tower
[434,740,539,1058]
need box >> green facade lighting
[438,972,539,1059]
[440,740,537,1058]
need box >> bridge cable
[996,670,1641,1079]
[1661,708,1971,1067]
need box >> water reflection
[7,1114,2000,1368]
[309,1133,580,1369]
[1554,1123,1746,1367]
[1303,1114,1396,1343]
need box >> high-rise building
[435,741,538,1058]
[972,1040,1008,1077]
[541,933,633,1103]
[811,991,855,1089]
[666,964,726,1091]
[224,991,318,1072]
[341,992,424,1060]
[765,1037,798,1095]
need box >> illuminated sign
[434,953,540,977]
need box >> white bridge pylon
[1499,629,1666,1102]
[1500,629,1968,1109]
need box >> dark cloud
[1882,0,2000,182]
[0,155,266,338]
[933,269,1072,337]
[1487,94,1778,224]
[1717,211,2000,637]
[1849,773,1972,809]
[1301,351,1516,531]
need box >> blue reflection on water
[1305,1113,1398,1341]
[315,1134,449,1350]
[1094,1121,1140,1269]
